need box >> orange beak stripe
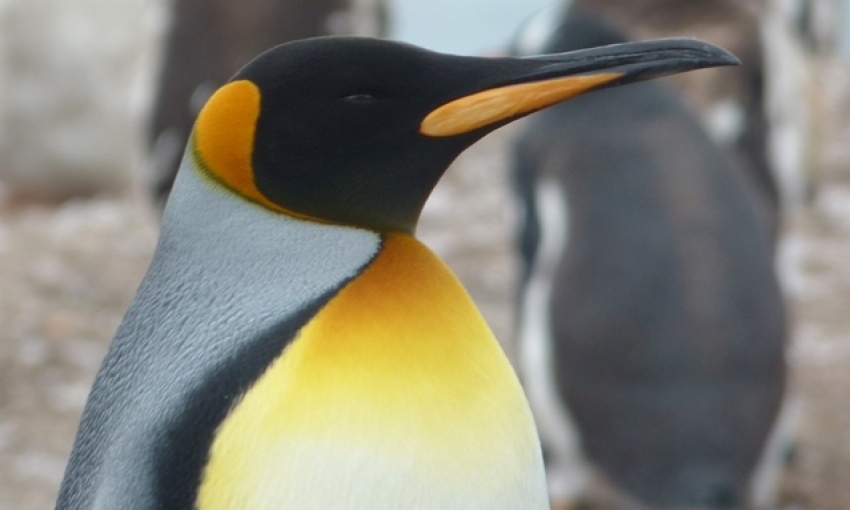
[420,72,622,137]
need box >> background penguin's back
[513,15,786,508]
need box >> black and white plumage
[513,16,788,510]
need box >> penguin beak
[420,38,739,137]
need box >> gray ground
[4,68,850,509]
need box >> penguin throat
[196,233,544,508]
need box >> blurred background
[2,0,850,508]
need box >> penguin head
[191,36,737,233]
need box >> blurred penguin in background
[147,0,388,208]
[560,0,839,238]
[513,0,778,245]
[512,12,789,510]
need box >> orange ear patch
[193,80,286,213]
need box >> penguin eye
[341,93,380,104]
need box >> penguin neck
[71,152,384,509]
[197,233,547,509]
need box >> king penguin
[513,16,787,510]
[55,36,737,510]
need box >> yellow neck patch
[197,234,543,509]
[192,79,287,214]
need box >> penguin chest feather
[197,234,547,510]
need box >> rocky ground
[4,74,850,510]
